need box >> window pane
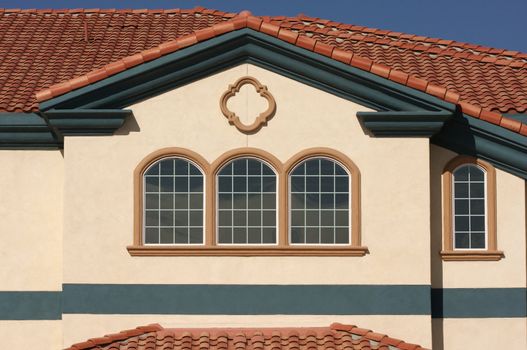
[471,232,485,249]
[453,166,468,181]
[455,232,470,249]
[145,228,159,244]
[289,157,351,245]
[175,227,188,244]
[145,194,159,209]
[470,183,484,198]
[471,200,484,215]
[262,228,276,243]
[454,199,469,215]
[469,166,484,181]
[174,159,188,175]
[160,211,173,226]
[454,183,468,198]
[217,157,277,244]
[160,228,174,244]
[455,216,469,231]
[291,227,304,243]
[160,159,174,175]
[160,194,174,209]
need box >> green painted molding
[357,111,453,137]
[0,113,60,148]
[43,109,133,136]
[2,285,525,320]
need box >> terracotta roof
[1,8,526,136]
[64,322,427,350]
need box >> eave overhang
[0,28,524,179]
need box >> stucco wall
[432,318,527,350]
[0,150,63,291]
[62,63,431,285]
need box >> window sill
[440,250,504,261]
[127,245,369,256]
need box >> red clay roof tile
[64,323,428,350]
[1,7,526,136]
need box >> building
[0,7,526,350]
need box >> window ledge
[127,245,369,257]
[440,250,504,261]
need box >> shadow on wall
[115,113,141,135]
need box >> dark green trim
[432,112,527,179]
[504,113,527,124]
[0,291,61,320]
[0,113,60,148]
[431,288,527,318]
[62,284,430,315]
[44,109,133,136]
[357,111,453,137]
[40,29,453,114]
[1,286,525,319]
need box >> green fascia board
[357,111,453,137]
[39,29,455,114]
[44,109,133,136]
[0,113,60,148]
[432,112,527,179]
[504,113,527,124]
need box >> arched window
[216,157,277,244]
[289,157,351,245]
[441,156,503,261]
[452,164,486,249]
[143,157,205,244]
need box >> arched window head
[289,157,350,245]
[216,157,277,244]
[442,156,503,261]
[143,157,205,244]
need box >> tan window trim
[128,147,368,256]
[440,155,503,261]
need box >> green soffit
[0,29,525,178]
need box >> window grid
[217,158,277,245]
[289,158,350,245]
[143,158,204,245]
[453,165,486,250]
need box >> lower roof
[65,322,426,350]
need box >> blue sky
[3,0,526,52]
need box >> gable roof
[65,323,427,350]
[1,8,526,137]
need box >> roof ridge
[267,16,527,67]
[33,11,527,137]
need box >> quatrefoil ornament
[220,76,276,133]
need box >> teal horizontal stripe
[62,284,430,315]
[0,291,61,320]
[2,286,525,320]
[431,288,527,318]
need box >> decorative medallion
[220,76,276,133]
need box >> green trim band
[44,109,133,136]
[431,288,527,318]
[0,113,60,148]
[1,286,525,320]
[0,291,61,320]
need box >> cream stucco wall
[63,314,431,349]
[0,321,62,350]
[0,150,63,291]
[432,318,527,350]
[62,63,432,286]
[430,145,527,288]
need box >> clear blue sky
[3,0,526,52]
